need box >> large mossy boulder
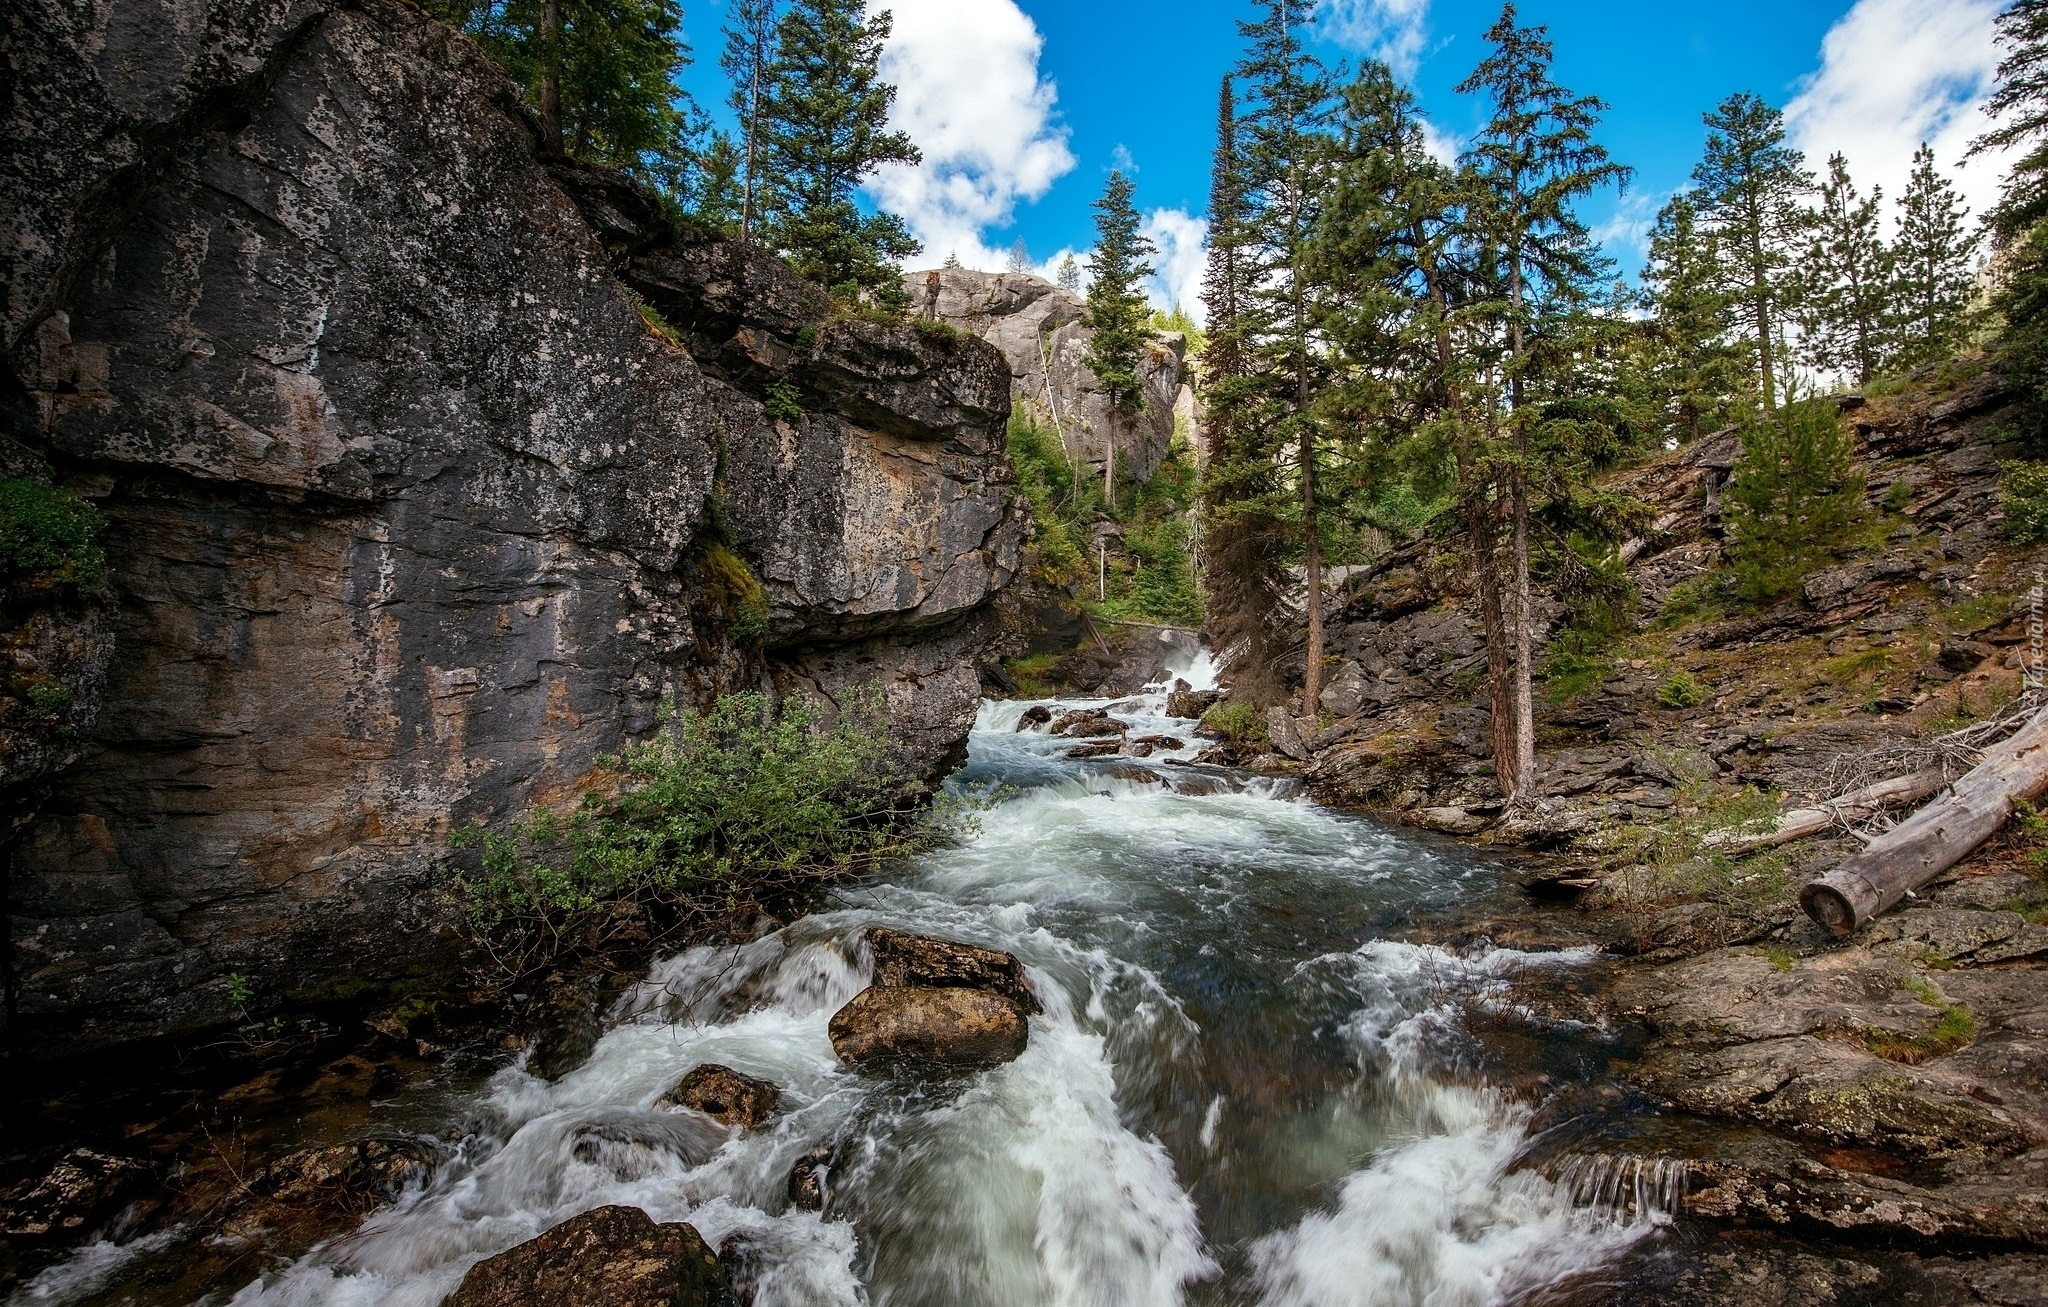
[448,1205,733,1307]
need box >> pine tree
[1057,253,1082,293]
[1201,74,1289,701]
[1973,0,2048,240]
[720,0,778,240]
[434,0,702,194]
[1007,237,1034,274]
[1083,170,1157,510]
[1690,92,1813,409]
[1891,144,1981,368]
[1798,152,1892,385]
[694,131,747,233]
[760,0,922,298]
[1228,0,1338,707]
[1642,193,1744,441]
[1725,397,1866,604]
[1457,1,1629,799]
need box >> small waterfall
[1551,1153,1689,1225]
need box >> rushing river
[22,659,1680,1306]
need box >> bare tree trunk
[1303,431,1323,709]
[1801,706,2048,935]
[1509,463,1535,795]
[539,0,564,154]
[1709,768,1946,855]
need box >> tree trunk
[1104,416,1116,511]
[1303,433,1323,709]
[1800,707,2048,936]
[539,0,563,154]
[1508,463,1535,795]
[1709,768,1947,855]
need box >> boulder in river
[828,986,1030,1069]
[1049,709,1125,738]
[448,1205,734,1307]
[866,926,1041,1014]
[1166,688,1221,720]
[1015,705,1054,731]
[657,1064,780,1130]
[787,1147,834,1212]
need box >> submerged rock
[787,1147,833,1212]
[251,1138,436,1214]
[0,1149,151,1241]
[657,1064,780,1130]
[865,926,1041,1014]
[448,1205,734,1307]
[828,986,1029,1069]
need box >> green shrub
[451,691,941,980]
[0,478,106,589]
[1541,644,1612,703]
[2001,459,2048,543]
[1199,700,1267,747]
[1724,399,1865,604]
[1655,670,1706,709]
[763,381,805,422]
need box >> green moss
[701,541,770,645]
[1004,651,1063,699]
[1759,944,1797,972]
[635,300,682,347]
[1865,976,1976,1064]
[0,478,106,590]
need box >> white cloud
[1784,0,2012,233]
[864,0,1076,270]
[1319,0,1432,80]
[1591,188,1670,270]
[1142,208,1209,318]
[1417,117,1460,167]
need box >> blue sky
[676,0,2011,314]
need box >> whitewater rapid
[27,650,1673,1306]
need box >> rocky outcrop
[828,984,1030,1069]
[0,0,1023,1057]
[447,1205,734,1307]
[916,267,1185,484]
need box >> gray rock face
[0,0,1023,1057]
[914,267,1185,485]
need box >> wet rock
[1130,733,1184,751]
[828,986,1029,1069]
[657,1064,780,1130]
[1049,709,1124,738]
[251,1138,436,1214]
[787,1147,832,1212]
[0,1149,151,1241]
[865,926,1040,1014]
[1165,688,1221,720]
[447,1205,734,1307]
[1685,1152,2048,1248]
[1063,740,1122,759]
[1015,705,1053,731]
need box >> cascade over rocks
[446,1205,734,1307]
[0,0,1024,1058]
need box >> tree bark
[1800,707,2048,936]
[1302,431,1323,709]
[1708,767,1946,855]
[1508,462,1535,795]
[539,0,564,154]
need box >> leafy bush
[1724,399,1865,604]
[763,381,805,422]
[0,478,106,590]
[451,691,942,980]
[1199,700,1267,747]
[1655,670,1706,709]
[2001,459,2048,543]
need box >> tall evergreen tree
[1456,1,1629,799]
[1690,92,1812,409]
[1798,152,1892,385]
[1642,193,1744,442]
[694,131,747,233]
[1973,0,2048,240]
[720,0,778,240]
[1083,171,1157,509]
[1890,143,1981,368]
[1201,74,1289,700]
[760,0,921,297]
[435,0,702,194]
[1228,0,1338,707]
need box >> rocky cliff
[0,0,1024,1058]
[916,267,1187,484]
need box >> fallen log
[1708,768,1947,856]
[1800,706,2048,936]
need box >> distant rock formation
[915,268,1187,485]
[0,0,1024,1058]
